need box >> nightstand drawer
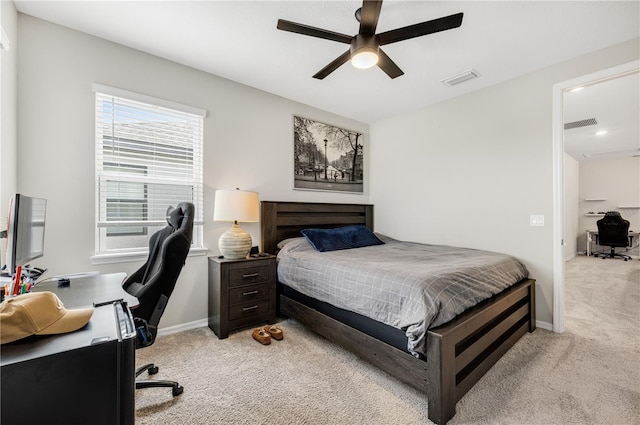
[229,300,270,321]
[229,283,269,305]
[228,266,270,287]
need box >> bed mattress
[277,235,529,357]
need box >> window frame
[91,84,207,263]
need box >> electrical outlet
[530,215,544,227]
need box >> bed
[261,201,536,425]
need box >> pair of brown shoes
[252,325,284,345]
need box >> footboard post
[425,332,456,425]
[528,281,536,332]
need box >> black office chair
[123,202,194,396]
[593,211,631,261]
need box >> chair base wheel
[149,365,159,375]
[136,377,183,397]
[593,252,632,261]
[172,385,184,397]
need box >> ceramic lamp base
[218,223,252,259]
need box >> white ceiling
[13,0,640,159]
[563,71,640,161]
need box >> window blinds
[94,84,204,254]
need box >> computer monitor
[4,194,47,278]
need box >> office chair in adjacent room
[122,202,194,396]
[593,211,631,261]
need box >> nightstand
[208,255,277,339]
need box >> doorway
[552,60,640,333]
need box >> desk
[1,273,138,425]
[33,272,139,308]
[586,230,638,256]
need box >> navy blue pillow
[300,225,384,252]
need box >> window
[93,84,205,260]
[104,162,148,237]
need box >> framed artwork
[292,116,364,193]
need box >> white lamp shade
[213,189,259,223]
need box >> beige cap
[0,291,94,344]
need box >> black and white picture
[293,116,364,193]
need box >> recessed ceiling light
[596,130,608,136]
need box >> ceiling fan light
[351,50,378,69]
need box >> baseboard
[536,320,553,331]
[157,319,208,337]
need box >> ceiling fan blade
[313,50,352,79]
[359,0,383,35]
[377,12,463,46]
[277,19,352,44]
[377,48,404,79]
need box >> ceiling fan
[276,0,463,79]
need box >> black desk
[1,273,138,425]
[33,272,139,308]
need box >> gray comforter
[277,235,529,357]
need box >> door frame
[552,59,639,333]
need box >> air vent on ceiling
[564,118,598,130]
[441,69,479,87]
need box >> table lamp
[213,188,259,259]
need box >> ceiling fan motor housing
[350,34,379,56]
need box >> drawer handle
[242,290,259,296]
[242,273,259,279]
[242,305,259,312]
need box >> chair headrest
[604,211,621,217]
[166,205,184,229]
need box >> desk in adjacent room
[586,230,639,256]
[1,273,138,425]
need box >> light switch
[530,215,544,227]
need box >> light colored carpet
[135,256,639,424]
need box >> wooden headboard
[260,201,374,255]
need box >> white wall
[370,39,639,326]
[16,14,369,329]
[1,1,18,237]
[564,153,580,260]
[578,157,640,257]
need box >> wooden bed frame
[261,201,536,425]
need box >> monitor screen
[5,194,47,276]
